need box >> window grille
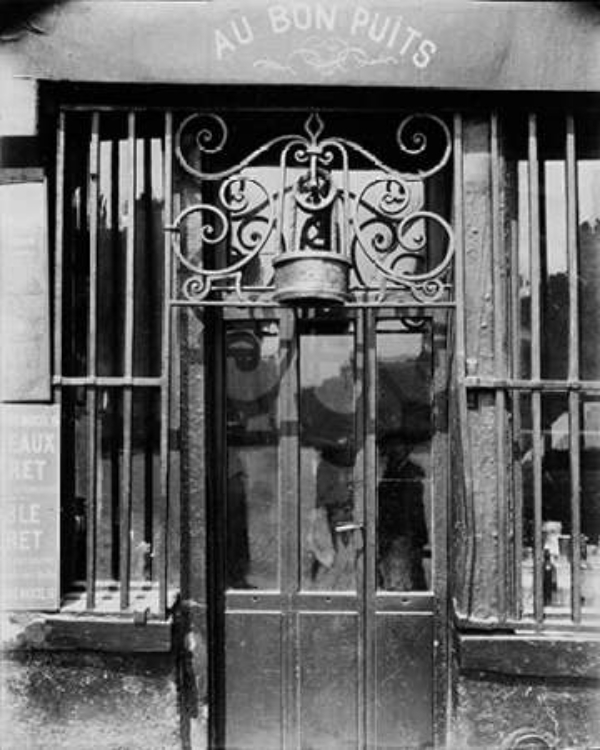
[462,110,600,627]
[55,110,174,616]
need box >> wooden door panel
[298,611,360,750]
[224,612,284,750]
[374,613,433,749]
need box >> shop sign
[0,404,60,611]
[9,1,600,91]
[212,2,438,77]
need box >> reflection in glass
[581,397,600,613]
[130,389,161,584]
[515,158,532,380]
[226,321,280,590]
[521,394,573,615]
[577,116,600,380]
[60,388,89,589]
[502,113,530,380]
[97,388,123,583]
[300,317,358,592]
[541,394,572,612]
[376,319,432,592]
[62,113,91,377]
[540,142,569,380]
[536,117,569,380]
[97,115,127,377]
[133,125,165,377]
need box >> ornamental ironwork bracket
[166,111,454,307]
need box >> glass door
[210,307,440,750]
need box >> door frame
[203,305,451,748]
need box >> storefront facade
[1,2,600,748]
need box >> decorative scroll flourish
[169,111,454,305]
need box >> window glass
[376,318,432,592]
[503,115,531,380]
[226,320,281,590]
[62,113,91,377]
[577,115,600,381]
[520,393,572,617]
[97,114,127,376]
[539,118,569,380]
[581,396,600,614]
[133,117,165,377]
[299,315,358,592]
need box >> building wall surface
[1,652,181,750]
[453,673,600,749]
[2,2,600,749]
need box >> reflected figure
[378,442,428,591]
[227,454,251,589]
[308,443,358,590]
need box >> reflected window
[226,321,281,590]
[300,314,359,592]
[376,318,432,592]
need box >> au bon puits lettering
[214,4,437,70]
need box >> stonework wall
[452,672,600,749]
[1,651,182,750]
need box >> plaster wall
[1,651,183,750]
[452,672,600,749]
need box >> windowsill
[1,610,173,654]
[458,632,600,680]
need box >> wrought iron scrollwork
[168,111,454,305]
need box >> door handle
[334,522,363,533]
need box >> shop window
[56,111,177,616]
[501,110,600,626]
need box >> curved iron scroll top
[168,112,454,306]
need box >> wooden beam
[459,633,600,680]
[4,615,172,653]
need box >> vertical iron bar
[120,111,136,610]
[566,115,580,385]
[142,136,154,583]
[86,112,100,609]
[54,110,66,592]
[158,111,173,616]
[279,309,298,750]
[88,114,100,385]
[528,113,544,624]
[353,310,365,748]
[453,114,467,391]
[54,111,65,387]
[566,114,582,623]
[491,112,508,622]
[569,391,582,623]
[124,111,137,378]
[509,161,524,619]
[208,308,227,749]
[86,389,98,610]
[362,309,376,749]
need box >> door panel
[224,611,284,750]
[298,612,360,750]
[375,613,434,749]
